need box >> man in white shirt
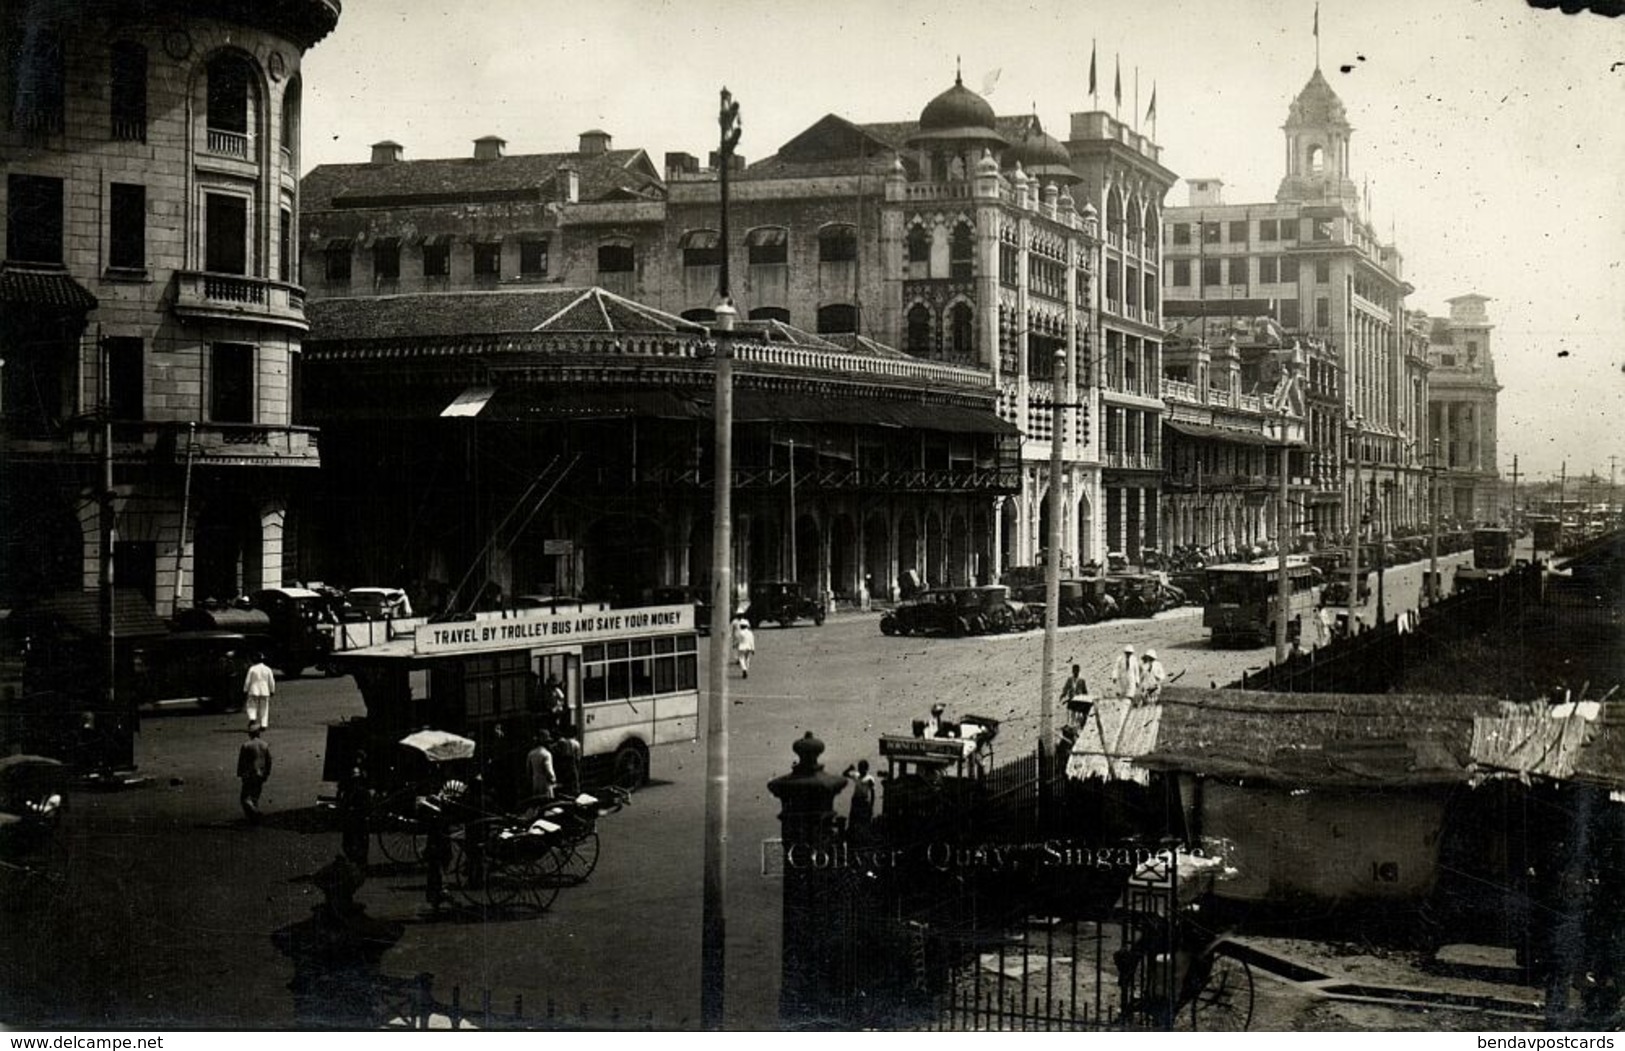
[1138,649,1167,705]
[243,654,276,729]
[1110,644,1140,701]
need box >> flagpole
[1314,2,1321,71]
[1134,67,1140,133]
[1090,38,1097,108]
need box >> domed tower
[1275,68,1359,205]
[906,71,1006,181]
[1002,120,1078,190]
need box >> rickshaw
[1113,851,1255,1030]
[0,755,67,897]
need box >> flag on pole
[1089,41,1097,99]
[1314,3,1320,39]
[1147,83,1157,122]
[1114,54,1121,111]
[982,68,1002,96]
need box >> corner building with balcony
[1161,66,1431,542]
[0,0,340,610]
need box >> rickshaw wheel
[516,849,564,912]
[453,823,521,910]
[375,817,425,865]
[555,830,601,884]
[1189,952,1253,1031]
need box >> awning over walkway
[1164,419,1276,446]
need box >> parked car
[343,587,413,621]
[246,587,337,677]
[966,584,1037,633]
[745,580,825,629]
[880,589,968,637]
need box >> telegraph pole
[99,336,116,774]
[788,438,797,583]
[701,86,741,1032]
[1274,408,1292,664]
[1429,438,1441,606]
[1040,346,1065,764]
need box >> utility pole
[98,335,117,776]
[1348,415,1363,634]
[172,422,196,617]
[788,438,797,583]
[1509,454,1520,528]
[1274,408,1292,664]
[1429,437,1441,606]
[701,86,741,1033]
[1610,454,1618,524]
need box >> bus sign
[414,604,695,656]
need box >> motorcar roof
[257,587,322,600]
[347,587,405,597]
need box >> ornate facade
[0,0,340,610]
[1161,66,1431,541]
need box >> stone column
[768,732,850,1028]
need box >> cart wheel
[1190,952,1253,1031]
[375,819,425,865]
[453,826,520,911]
[554,830,601,884]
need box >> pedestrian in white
[1138,649,1167,706]
[1110,644,1140,701]
[732,617,757,679]
[243,653,276,729]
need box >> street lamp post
[701,86,741,1033]
[1040,346,1065,764]
[1347,415,1364,634]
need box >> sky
[299,0,1625,481]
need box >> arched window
[280,76,301,165]
[1126,200,1142,241]
[906,225,930,264]
[749,306,790,323]
[818,224,857,263]
[680,229,720,267]
[906,304,932,356]
[1106,188,1123,232]
[206,53,256,157]
[949,303,974,359]
[949,222,974,280]
[745,226,788,265]
[1308,144,1326,175]
[816,304,856,334]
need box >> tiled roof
[307,288,707,343]
[15,589,168,640]
[301,148,665,212]
[0,263,97,311]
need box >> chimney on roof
[579,129,612,156]
[707,150,745,172]
[557,161,579,204]
[474,135,506,161]
[370,140,403,164]
[665,151,699,178]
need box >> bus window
[607,660,630,700]
[630,638,655,696]
[583,659,607,704]
[677,636,698,691]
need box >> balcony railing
[112,117,146,142]
[173,271,308,331]
[1162,379,1199,404]
[635,464,1019,493]
[1104,450,1160,471]
[59,421,320,465]
[206,127,250,158]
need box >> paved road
[1,551,1474,1030]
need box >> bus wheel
[612,741,649,792]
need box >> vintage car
[343,586,414,621]
[880,586,1032,637]
[131,630,256,711]
[745,580,825,629]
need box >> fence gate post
[767,731,850,1028]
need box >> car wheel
[813,608,826,626]
[612,741,649,792]
[951,617,970,638]
[880,616,897,636]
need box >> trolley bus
[328,603,698,799]
[1202,558,1321,647]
